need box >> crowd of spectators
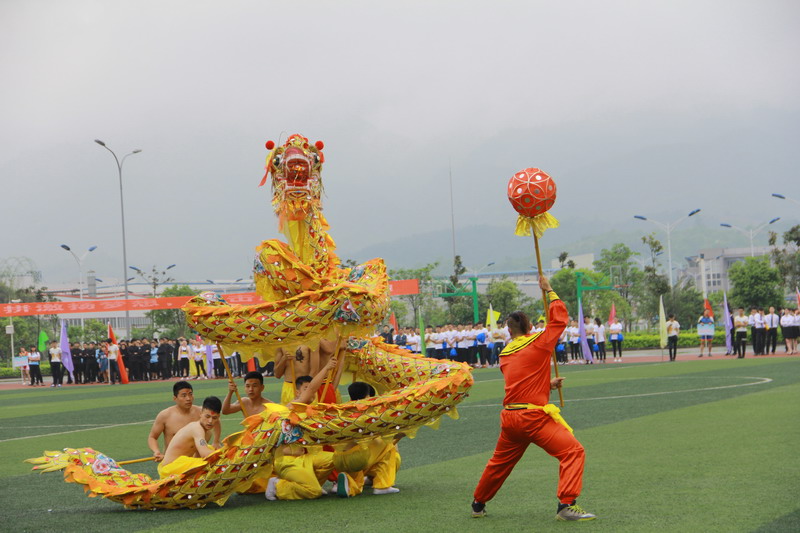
[17,337,248,387]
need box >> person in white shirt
[474,323,489,368]
[568,321,580,363]
[456,325,472,365]
[763,306,779,355]
[488,326,506,367]
[733,308,749,358]
[752,308,766,355]
[780,309,796,354]
[28,346,44,386]
[423,327,436,358]
[177,339,192,378]
[665,315,680,362]
[583,317,595,362]
[106,338,121,384]
[593,318,607,362]
[408,330,420,354]
[49,341,63,387]
[445,326,458,361]
[609,318,623,362]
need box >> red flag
[389,312,399,333]
[247,359,257,372]
[608,302,616,325]
[703,299,714,318]
[108,323,129,384]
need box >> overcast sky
[1,0,798,289]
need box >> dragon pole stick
[319,333,344,403]
[117,457,156,466]
[533,233,564,407]
[216,344,249,418]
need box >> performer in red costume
[471,275,596,522]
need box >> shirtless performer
[264,357,340,500]
[147,381,221,462]
[222,371,271,417]
[274,345,318,405]
[157,396,222,478]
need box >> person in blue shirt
[697,309,715,358]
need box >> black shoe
[471,501,486,518]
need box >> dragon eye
[273,156,281,166]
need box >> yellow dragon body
[26,134,473,509]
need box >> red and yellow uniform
[473,291,585,505]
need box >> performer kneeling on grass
[158,396,222,478]
[471,275,596,522]
[333,381,403,498]
[264,357,339,501]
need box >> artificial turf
[1,357,798,532]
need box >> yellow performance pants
[157,456,207,478]
[273,451,334,500]
[338,439,401,496]
[280,381,295,405]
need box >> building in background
[683,246,771,294]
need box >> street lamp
[60,244,97,300]
[60,244,97,333]
[771,193,800,207]
[130,264,177,297]
[95,139,142,337]
[633,208,701,288]
[719,217,780,257]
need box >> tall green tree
[593,243,643,325]
[67,320,108,343]
[478,278,537,322]
[145,285,196,338]
[389,262,439,328]
[769,225,800,294]
[728,257,783,310]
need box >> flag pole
[216,343,249,418]
[533,232,564,407]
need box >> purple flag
[59,320,74,379]
[578,300,594,363]
[722,292,733,354]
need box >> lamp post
[634,209,701,289]
[719,218,780,257]
[60,244,97,333]
[130,264,176,297]
[771,193,800,207]
[95,140,141,337]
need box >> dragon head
[260,134,325,221]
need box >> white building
[683,246,771,294]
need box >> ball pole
[533,232,564,407]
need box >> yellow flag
[658,295,668,349]
[486,304,500,329]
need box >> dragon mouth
[283,150,311,189]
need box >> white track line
[460,376,772,408]
[0,424,107,429]
[0,420,153,443]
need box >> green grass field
[1,357,798,533]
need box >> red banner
[0,280,419,317]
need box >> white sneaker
[373,487,400,495]
[265,477,278,500]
